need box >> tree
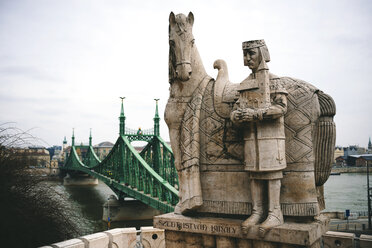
[0,123,82,247]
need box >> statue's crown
[242,39,266,50]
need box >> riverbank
[26,167,60,176]
[331,166,367,173]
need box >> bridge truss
[62,99,179,213]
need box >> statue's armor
[237,72,287,173]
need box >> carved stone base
[154,213,328,248]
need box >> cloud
[0,66,61,82]
[0,0,371,147]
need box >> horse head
[169,12,195,83]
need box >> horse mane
[168,38,177,84]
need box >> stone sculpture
[230,40,287,234]
[165,11,212,214]
[164,11,336,224]
[159,11,336,247]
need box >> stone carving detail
[165,12,336,226]
[228,39,288,234]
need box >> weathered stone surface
[202,234,216,247]
[323,231,355,248]
[165,11,335,248]
[359,234,372,248]
[51,238,85,248]
[79,232,109,248]
[104,228,137,248]
[166,12,336,219]
[103,198,162,222]
[216,236,236,247]
[164,231,185,248]
[154,213,328,247]
[184,232,203,247]
[140,227,165,248]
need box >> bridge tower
[119,97,126,136]
[154,99,160,136]
[152,99,162,174]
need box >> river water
[324,173,368,212]
[48,172,369,235]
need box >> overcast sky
[0,0,371,148]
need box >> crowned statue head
[242,39,270,73]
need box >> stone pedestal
[102,196,162,222]
[154,213,328,248]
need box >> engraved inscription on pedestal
[154,213,329,247]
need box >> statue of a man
[230,40,288,234]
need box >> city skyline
[0,0,371,147]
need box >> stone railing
[323,231,372,248]
[40,227,372,248]
[40,227,164,248]
[331,166,368,173]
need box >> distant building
[75,145,89,161]
[334,146,344,162]
[46,145,62,160]
[347,154,372,167]
[343,145,366,157]
[334,142,372,167]
[335,156,346,167]
[63,136,68,150]
[50,159,59,168]
[134,145,145,153]
[15,147,50,168]
[93,141,114,160]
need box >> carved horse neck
[168,12,209,98]
[170,44,208,98]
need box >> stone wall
[323,231,372,248]
[40,227,164,248]
[331,167,368,173]
[42,228,372,248]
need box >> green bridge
[62,99,179,213]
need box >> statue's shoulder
[222,82,240,103]
[269,73,287,95]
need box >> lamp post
[107,197,111,230]
[367,160,371,229]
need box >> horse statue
[164,12,336,220]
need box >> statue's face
[243,48,262,72]
[169,12,194,82]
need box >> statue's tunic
[236,73,287,179]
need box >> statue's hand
[230,108,255,123]
[230,109,241,124]
[240,108,255,121]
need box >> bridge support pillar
[103,195,163,222]
[63,173,98,186]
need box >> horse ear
[169,12,176,26]
[188,12,194,26]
